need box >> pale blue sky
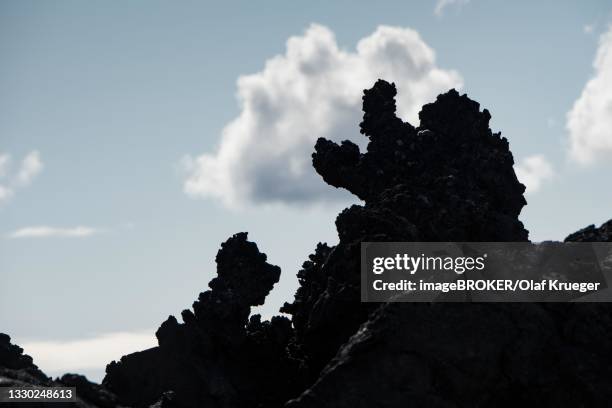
[1,0,612,380]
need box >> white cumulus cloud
[8,226,101,239]
[183,24,462,208]
[515,155,554,194]
[567,25,612,164]
[0,150,44,205]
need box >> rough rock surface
[283,81,612,407]
[0,333,120,407]
[103,232,301,408]
[565,219,612,242]
[282,81,529,383]
[3,80,612,408]
[0,332,49,386]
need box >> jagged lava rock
[4,80,612,408]
[565,219,612,242]
[0,332,49,386]
[103,232,301,408]
[283,80,529,385]
[284,81,612,407]
[0,333,119,407]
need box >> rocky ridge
[2,80,612,407]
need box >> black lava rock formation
[283,81,612,407]
[0,332,49,386]
[282,81,529,384]
[103,232,301,408]
[2,80,612,407]
[0,333,120,407]
[565,219,612,242]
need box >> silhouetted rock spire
[3,80,612,408]
[104,232,299,408]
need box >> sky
[2,0,612,382]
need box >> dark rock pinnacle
[3,80,612,408]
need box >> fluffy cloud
[0,150,43,204]
[567,26,612,164]
[183,24,462,208]
[514,155,554,194]
[434,0,471,16]
[8,226,100,239]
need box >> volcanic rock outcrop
[0,333,120,407]
[565,219,612,242]
[282,81,529,383]
[2,80,612,407]
[282,81,612,407]
[282,82,612,407]
[103,232,300,408]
